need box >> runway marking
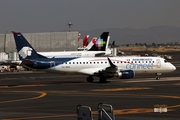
[1,93,180,119]
[45,90,180,113]
[8,84,46,88]
[0,91,47,104]
[2,114,76,120]
[123,77,180,83]
[113,108,175,115]
[1,84,180,119]
[0,86,9,88]
[0,84,46,89]
[50,91,180,112]
[1,108,176,120]
[91,87,151,92]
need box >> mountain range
[79,26,180,45]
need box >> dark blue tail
[12,31,46,60]
[88,32,109,51]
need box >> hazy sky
[0,0,180,33]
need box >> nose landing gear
[156,73,162,80]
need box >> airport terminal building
[0,31,82,61]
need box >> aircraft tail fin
[12,31,46,60]
[88,32,109,51]
[83,35,89,47]
[83,37,97,50]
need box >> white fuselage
[46,56,176,75]
[38,50,111,58]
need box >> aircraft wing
[78,58,119,76]
[78,67,105,75]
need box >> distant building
[0,31,82,53]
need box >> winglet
[107,57,116,67]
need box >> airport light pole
[68,22,73,32]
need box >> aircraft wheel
[99,77,107,83]
[87,76,94,82]
[156,76,160,80]
[155,73,161,80]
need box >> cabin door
[156,59,161,68]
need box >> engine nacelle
[116,70,135,79]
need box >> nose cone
[172,64,176,71]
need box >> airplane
[38,32,111,58]
[77,37,97,51]
[12,31,176,82]
[83,35,89,47]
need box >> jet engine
[116,70,135,79]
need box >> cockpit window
[164,60,168,63]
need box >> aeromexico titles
[12,31,176,83]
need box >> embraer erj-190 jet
[38,32,111,58]
[12,31,176,83]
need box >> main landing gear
[87,76,94,82]
[99,77,107,83]
[86,76,107,83]
[155,73,162,80]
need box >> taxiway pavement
[0,66,180,120]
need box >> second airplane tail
[88,32,109,51]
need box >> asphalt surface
[0,62,180,120]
